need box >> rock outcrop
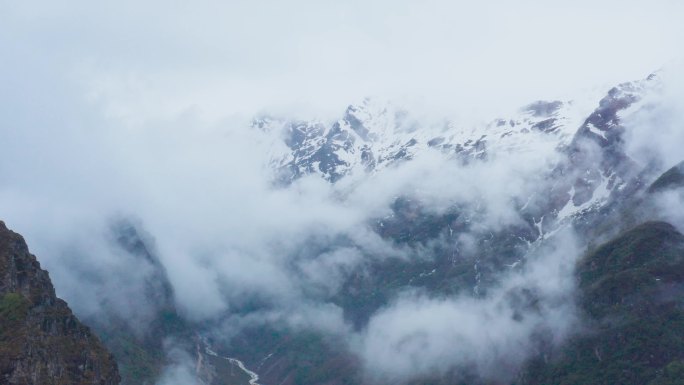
[0,221,120,385]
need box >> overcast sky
[2,0,683,123]
[2,2,684,383]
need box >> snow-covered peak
[261,95,597,185]
[255,75,662,240]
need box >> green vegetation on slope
[0,293,30,360]
[0,220,120,385]
[0,293,29,323]
[87,221,194,385]
[93,308,193,385]
[225,327,359,385]
[521,221,684,385]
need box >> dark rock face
[0,221,120,385]
[561,82,646,208]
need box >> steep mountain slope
[0,221,120,385]
[84,220,256,385]
[209,75,669,385]
[648,161,684,193]
[86,221,187,385]
[263,77,654,199]
[522,221,684,385]
[38,74,675,385]
[234,150,682,385]
[261,97,585,185]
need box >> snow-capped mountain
[260,75,658,233]
[179,74,684,385]
[259,97,584,184]
[3,73,678,385]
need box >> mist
[355,229,581,383]
[2,1,684,384]
[623,70,684,235]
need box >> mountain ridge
[0,220,120,385]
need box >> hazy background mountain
[2,1,684,384]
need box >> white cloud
[354,229,581,383]
[2,0,682,122]
[1,1,683,382]
[624,67,684,170]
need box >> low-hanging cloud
[624,68,684,171]
[2,1,684,383]
[0,88,567,324]
[622,69,684,233]
[0,83,583,383]
[354,229,581,383]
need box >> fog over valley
[2,2,684,385]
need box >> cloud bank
[2,1,684,383]
[356,229,581,383]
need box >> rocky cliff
[0,221,120,385]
